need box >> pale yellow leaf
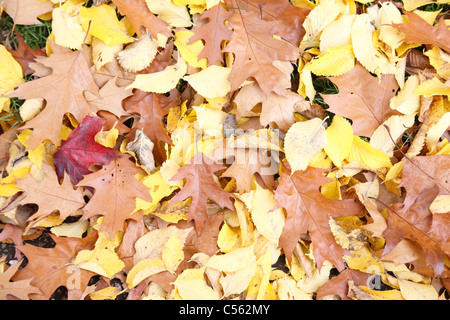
[284,118,327,172]
[92,37,123,71]
[206,245,255,273]
[219,257,257,298]
[145,0,192,28]
[389,75,420,115]
[174,267,220,300]
[320,14,356,52]
[398,280,439,300]
[0,45,23,108]
[127,53,187,93]
[370,113,416,157]
[52,6,86,50]
[50,220,89,238]
[250,183,285,245]
[414,77,450,97]
[424,46,450,80]
[117,31,158,72]
[19,98,44,122]
[162,232,185,274]
[126,258,166,288]
[183,66,231,99]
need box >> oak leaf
[7,32,46,76]
[16,163,85,223]
[399,155,450,211]
[77,156,152,240]
[187,3,232,65]
[0,260,41,300]
[123,89,180,164]
[382,185,450,275]
[13,232,98,300]
[393,11,450,54]
[1,0,54,26]
[111,0,170,39]
[274,163,363,270]
[223,9,299,95]
[10,48,100,149]
[53,116,119,185]
[170,152,235,234]
[321,63,399,137]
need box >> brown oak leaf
[223,9,299,95]
[7,32,46,76]
[10,48,100,149]
[13,232,98,300]
[321,63,399,137]
[170,152,235,234]
[393,11,450,54]
[188,3,232,65]
[77,156,152,240]
[274,163,363,270]
[0,259,41,300]
[382,185,450,276]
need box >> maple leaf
[10,48,100,150]
[13,232,98,300]
[382,185,450,276]
[53,116,119,185]
[393,11,450,54]
[321,63,400,137]
[111,0,170,39]
[123,89,180,164]
[223,9,299,95]
[0,260,41,300]
[7,32,46,76]
[274,164,363,270]
[16,163,85,223]
[400,155,450,211]
[170,152,235,234]
[187,3,232,65]
[77,156,152,239]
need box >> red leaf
[53,116,118,185]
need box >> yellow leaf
[127,53,187,93]
[351,14,393,75]
[414,77,450,97]
[346,136,392,171]
[344,246,385,274]
[162,232,185,274]
[357,285,404,300]
[174,267,220,300]
[219,257,257,298]
[426,112,450,151]
[402,0,435,11]
[217,222,239,253]
[174,30,207,69]
[206,245,255,273]
[117,31,158,72]
[300,0,341,51]
[52,6,86,50]
[94,127,119,149]
[79,4,133,46]
[284,118,327,172]
[424,46,450,80]
[324,115,353,167]
[74,244,125,279]
[90,287,123,300]
[329,217,366,251]
[370,113,416,157]
[183,66,231,99]
[275,276,312,300]
[19,98,44,122]
[398,280,438,300]
[193,104,228,137]
[250,183,285,245]
[0,44,23,111]
[145,0,192,28]
[92,37,123,71]
[320,14,356,52]
[389,75,420,115]
[135,170,178,214]
[297,260,333,293]
[50,220,90,238]
[308,45,355,77]
[126,258,166,288]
